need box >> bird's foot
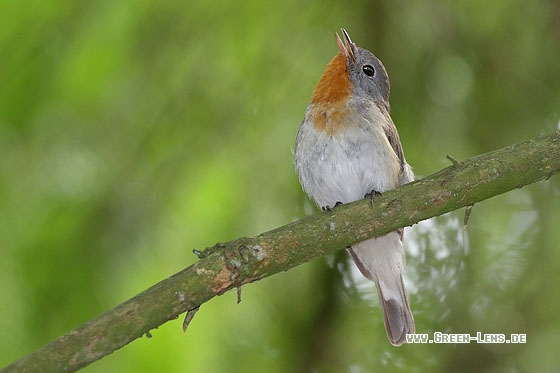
[365,190,383,205]
[321,201,343,211]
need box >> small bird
[294,29,415,345]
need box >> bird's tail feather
[347,233,414,346]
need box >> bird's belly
[295,124,400,208]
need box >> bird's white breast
[295,99,400,208]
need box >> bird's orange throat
[311,52,352,104]
[308,52,353,135]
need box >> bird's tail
[347,232,415,346]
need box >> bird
[294,28,415,346]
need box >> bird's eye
[362,64,375,77]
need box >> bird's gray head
[336,29,391,110]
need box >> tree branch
[3,131,559,372]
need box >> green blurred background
[1,0,560,372]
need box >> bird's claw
[322,201,343,211]
[365,190,383,205]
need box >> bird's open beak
[336,28,356,64]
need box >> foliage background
[1,1,560,372]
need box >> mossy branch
[3,131,559,373]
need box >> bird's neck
[310,52,352,105]
[307,52,353,135]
